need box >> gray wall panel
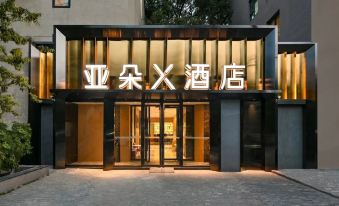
[278,106,303,169]
[220,100,241,172]
[40,104,54,165]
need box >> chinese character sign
[220,63,245,90]
[84,65,109,89]
[83,63,245,91]
[184,64,210,90]
[119,64,143,90]
[151,64,175,90]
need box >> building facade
[232,0,339,169]
[12,0,318,171]
[29,25,316,172]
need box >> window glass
[54,0,70,7]
[278,52,307,99]
[249,0,258,20]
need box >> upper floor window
[267,11,280,37]
[249,0,258,21]
[53,0,71,8]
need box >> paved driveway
[1,169,339,206]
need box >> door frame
[141,101,183,167]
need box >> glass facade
[31,50,53,99]
[82,102,210,167]
[63,39,264,90]
[278,52,307,99]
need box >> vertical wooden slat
[281,52,287,99]
[82,38,85,89]
[301,53,307,99]
[146,38,150,83]
[291,52,297,99]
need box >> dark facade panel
[220,100,241,172]
[278,106,303,169]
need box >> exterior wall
[14,0,144,42]
[4,0,143,124]
[278,106,303,169]
[232,0,311,42]
[312,0,339,169]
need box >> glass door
[143,103,181,166]
[143,104,161,166]
[163,105,180,166]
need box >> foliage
[145,0,232,25]
[37,45,55,53]
[0,122,32,172]
[0,0,40,172]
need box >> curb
[272,170,339,200]
[0,165,49,194]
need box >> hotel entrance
[113,100,210,168]
[143,104,180,166]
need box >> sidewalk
[273,169,339,198]
[1,169,339,205]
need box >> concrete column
[278,106,303,169]
[220,100,241,172]
[40,103,53,165]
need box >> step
[149,167,174,173]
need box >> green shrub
[0,122,32,172]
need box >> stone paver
[1,169,339,206]
[275,169,339,198]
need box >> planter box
[0,165,49,194]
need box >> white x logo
[151,64,175,90]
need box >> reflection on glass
[246,40,263,90]
[183,104,210,166]
[191,40,204,64]
[67,40,82,89]
[84,40,95,65]
[167,40,189,87]
[96,40,107,65]
[217,40,231,79]
[54,0,70,7]
[114,104,141,166]
[39,52,46,98]
[144,105,160,165]
[132,40,147,79]
[46,52,53,98]
[149,41,164,85]
[232,40,245,65]
[278,52,306,99]
[164,107,179,166]
[109,41,129,88]
[242,101,263,169]
[206,40,217,82]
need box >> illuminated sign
[151,64,175,90]
[119,64,143,90]
[84,65,109,89]
[184,64,210,90]
[220,63,245,90]
[84,63,245,90]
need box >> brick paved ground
[1,169,339,206]
[275,169,339,198]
